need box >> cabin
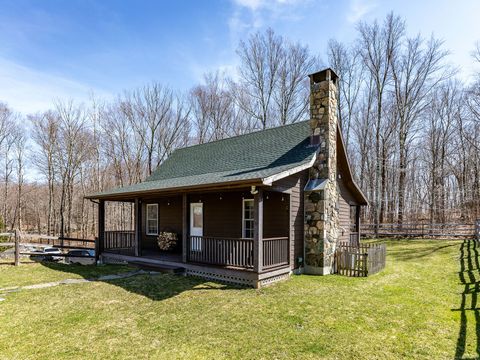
[86,68,368,287]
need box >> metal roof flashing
[304,178,328,192]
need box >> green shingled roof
[88,120,317,199]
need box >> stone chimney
[303,68,340,275]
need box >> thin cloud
[233,0,307,9]
[233,0,264,11]
[229,0,310,43]
[0,57,111,114]
[347,0,376,24]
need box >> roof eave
[336,124,369,206]
[261,154,316,186]
[84,178,265,201]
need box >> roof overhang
[85,178,264,201]
[261,154,316,186]
[87,153,318,201]
[336,124,368,205]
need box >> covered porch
[95,186,292,287]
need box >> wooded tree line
[1,13,479,237]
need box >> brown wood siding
[138,186,298,264]
[272,170,308,269]
[338,195,351,243]
[193,191,246,238]
[263,191,289,238]
[141,196,183,251]
[338,164,360,244]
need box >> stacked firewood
[157,232,178,251]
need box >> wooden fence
[334,243,386,277]
[27,236,95,249]
[361,223,477,239]
[1,232,95,249]
[349,232,360,246]
[0,231,95,265]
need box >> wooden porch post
[134,198,142,257]
[96,199,105,263]
[253,188,264,273]
[182,193,188,263]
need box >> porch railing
[187,236,253,269]
[262,237,289,269]
[187,236,290,271]
[188,236,254,269]
[104,230,135,255]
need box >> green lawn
[0,239,474,359]
[0,260,132,288]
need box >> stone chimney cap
[308,68,338,85]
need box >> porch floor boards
[140,250,182,263]
[101,251,291,287]
[128,261,185,274]
[104,251,257,272]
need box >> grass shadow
[454,239,480,359]
[387,241,458,262]
[37,261,242,302]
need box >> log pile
[157,232,178,251]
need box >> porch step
[128,261,185,275]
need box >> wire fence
[362,222,478,239]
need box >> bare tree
[119,84,188,176]
[0,104,18,230]
[100,103,144,186]
[190,72,233,144]
[357,12,405,233]
[11,129,26,229]
[2,15,480,237]
[235,28,284,129]
[120,84,174,176]
[392,34,451,224]
[274,41,316,125]
[328,39,364,148]
[54,100,91,237]
[157,92,191,167]
[31,111,59,235]
[234,29,316,129]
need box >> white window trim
[146,203,159,236]
[242,199,254,239]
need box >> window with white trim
[146,204,158,235]
[242,199,254,239]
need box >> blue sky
[1,0,479,114]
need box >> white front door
[190,203,203,251]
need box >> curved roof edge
[336,124,368,206]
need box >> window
[192,205,203,228]
[242,199,254,239]
[146,204,158,235]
